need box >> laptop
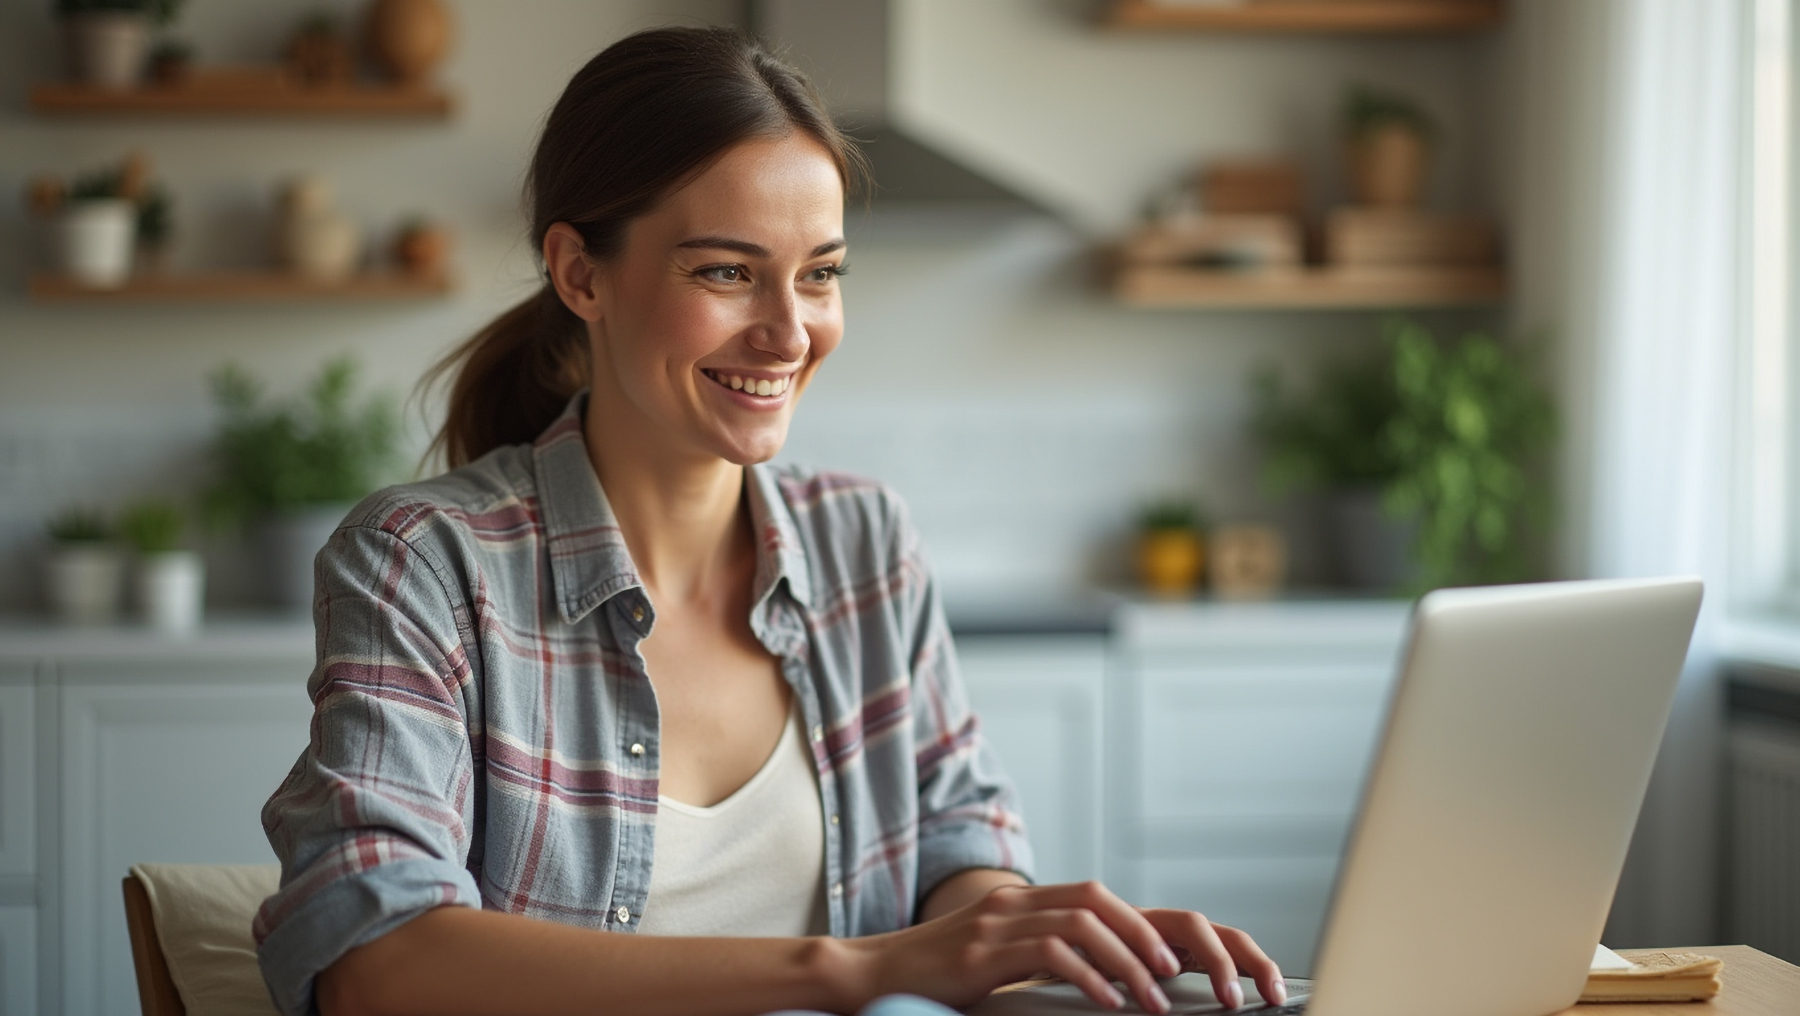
[969,577,1704,1016]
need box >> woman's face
[573,133,847,467]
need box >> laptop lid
[1306,577,1702,1016]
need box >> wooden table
[1556,946,1799,1016]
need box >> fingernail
[1103,984,1125,1010]
[1225,980,1244,1009]
[1157,944,1180,975]
[1149,983,1171,1014]
[1270,979,1288,1005]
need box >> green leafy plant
[46,506,110,543]
[1253,319,1555,589]
[53,0,185,26]
[1139,499,1205,533]
[119,499,185,554]
[1384,322,1556,588]
[205,357,399,525]
[1342,84,1436,141]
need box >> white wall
[0,0,1504,611]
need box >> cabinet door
[0,904,35,1016]
[0,680,33,879]
[957,634,1106,886]
[1111,602,1410,975]
[58,663,313,1016]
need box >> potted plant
[26,153,169,287]
[1136,500,1206,597]
[1253,319,1555,592]
[205,357,399,610]
[119,499,203,632]
[43,507,125,624]
[1343,85,1436,208]
[54,0,186,89]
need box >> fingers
[1142,909,1286,1008]
[1004,910,1169,1014]
[993,935,1126,1012]
[1011,882,1182,980]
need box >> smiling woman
[250,25,1284,1016]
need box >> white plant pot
[136,551,205,633]
[59,200,137,288]
[262,505,354,611]
[46,544,126,625]
[63,12,151,89]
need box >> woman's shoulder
[339,443,542,551]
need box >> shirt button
[830,881,844,899]
[616,906,631,923]
[631,605,646,623]
[830,813,840,826]
[811,724,823,743]
[630,743,645,757]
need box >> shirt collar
[532,391,813,623]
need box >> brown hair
[424,26,866,469]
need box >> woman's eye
[698,264,745,283]
[806,264,848,283]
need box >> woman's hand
[849,880,1285,1014]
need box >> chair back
[123,874,187,1016]
[121,864,283,1016]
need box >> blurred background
[1,1,1795,1013]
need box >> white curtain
[1508,0,1744,945]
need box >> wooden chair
[123,873,188,1016]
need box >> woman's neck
[583,401,751,606]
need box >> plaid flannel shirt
[253,392,1033,1016]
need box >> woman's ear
[543,223,605,322]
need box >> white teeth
[708,371,791,396]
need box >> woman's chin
[708,426,792,467]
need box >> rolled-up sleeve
[902,538,1036,904]
[254,519,483,1016]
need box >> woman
[255,26,1284,1016]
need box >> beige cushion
[131,863,283,1016]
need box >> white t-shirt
[635,705,828,937]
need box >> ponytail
[424,285,588,469]
[421,26,865,471]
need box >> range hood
[750,0,1047,209]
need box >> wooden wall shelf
[1114,265,1504,309]
[1104,0,1503,33]
[29,270,454,304]
[30,69,453,117]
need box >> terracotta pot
[1137,529,1204,597]
[366,0,452,86]
[1349,124,1428,208]
[395,223,450,274]
[63,12,150,89]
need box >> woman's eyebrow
[676,236,847,257]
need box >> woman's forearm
[917,868,1029,923]
[318,906,874,1016]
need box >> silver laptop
[970,577,1703,1016]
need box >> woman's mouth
[702,369,792,398]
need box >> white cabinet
[0,679,34,880]
[957,634,1107,886]
[55,661,313,1016]
[0,905,35,1016]
[1108,601,1410,975]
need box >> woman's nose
[749,286,810,362]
